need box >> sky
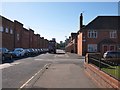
[0,2,118,43]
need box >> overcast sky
[1,2,118,43]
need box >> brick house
[44,39,48,48]
[77,14,120,56]
[0,16,14,50]
[36,34,40,48]
[41,37,45,48]
[29,29,34,48]
[65,33,77,53]
[22,28,30,48]
[0,15,49,50]
[14,20,23,48]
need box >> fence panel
[86,53,120,80]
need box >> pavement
[29,63,98,88]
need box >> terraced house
[77,14,120,56]
[65,33,77,53]
[0,15,49,50]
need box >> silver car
[13,48,25,57]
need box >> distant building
[65,33,77,53]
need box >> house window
[109,45,115,51]
[88,30,97,38]
[17,33,19,41]
[88,44,97,52]
[110,30,117,38]
[10,29,13,34]
[6,28,9,33]
[0,26,3,32]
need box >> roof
[81,16,120,31]
[98,39,116,45]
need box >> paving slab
[32,63,98,88]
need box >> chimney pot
[80,13,83,29]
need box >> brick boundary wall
[84,62,120,89]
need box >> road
[1,50,96,88]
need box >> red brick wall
[36,34,40,48]
[22,28,29,48]
[14,20,23,48]
[84,62,120,89]
[77,30,119,56]
[44,39,48,48]
[41,37,44,48]
[77,32,83,55]
[39,37,42,48]
[2,17,14,50]
[33,34,38,48]
[1,16,49,50]
[85,30,118,44]
[65,43,73,53]
[29,29,34,48]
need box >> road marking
[54,54,69,58]
[11,62,21,65]
[19,63,50,89]
[0,63,13,69]
[34,59,44,61]
[0,62,21,69]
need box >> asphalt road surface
[1,49,91,88]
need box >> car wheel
[10,55,13,60]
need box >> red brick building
[77,14,120,56]
[44,39,49,48]
[65,33,77,53]
[22,28,30,48]
[0,15,49,50]
[1,16,14,50]
[40,37,44,48]
[29,29,34,48]
[14,20,23,48]
[36,34,40,48]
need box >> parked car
[40,48,44,53]
[103,51,120,58]
[37,49,41,54]
[24,49,31,56]
[12,48,25,57]
[103,51,120,63]
[29,48,35,56]
[34,49,39,55]
[0,48,13,63]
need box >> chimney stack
[80,13,83,29]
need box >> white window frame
[110,30,117,38]
[10,29,13,34]
[0,26,4,32]
[109,45,115,51]
[6,28,9,33]
[88,30,97,38]
[17,33,19,41]
[88,44,97,52]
